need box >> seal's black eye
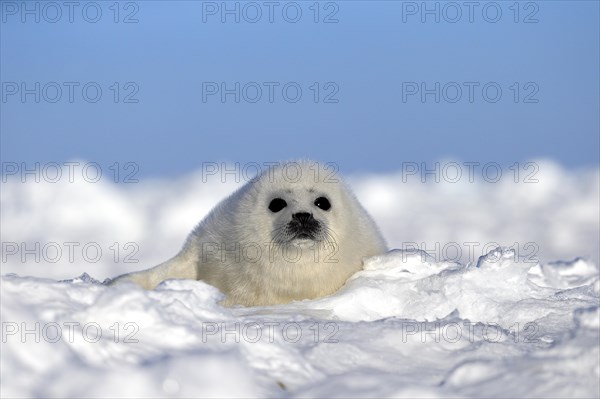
[314,197,331,211]
[268,198,287,213]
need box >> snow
[1,160,599,397]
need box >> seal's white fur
[111,161,386,306]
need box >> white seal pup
[111,160,386,306]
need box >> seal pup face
[249,161,345,251]
[268,191,336,248]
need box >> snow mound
[2,249,599,398]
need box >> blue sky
[1,0,599,177]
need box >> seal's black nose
[292,212,313,223]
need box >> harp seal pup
[110,160,387,306]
